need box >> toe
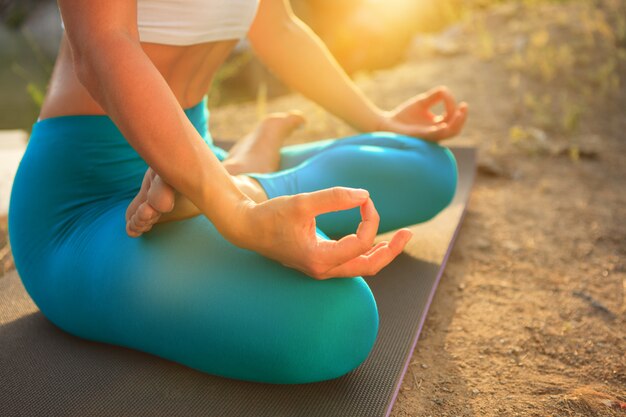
[126,222,139,237]
[286,110,306,127]
[126,216,142,237]
[137,202,158,222]
[125,188,147,222]
[282,112,306,134]
[147,176,176,213]
[260,112,306,140]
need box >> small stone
[503,240,520,251]
[511,169,524,180]
[421,363,429,369]
[475,237,491,250]
[477,157,508,178]
[472,388,480,394]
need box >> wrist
[370,109,393,133]
[197,175,256,246]
[363,108,391,132]
[222,197,257,249]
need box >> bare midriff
[38,34,239,120]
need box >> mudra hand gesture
[378,86,468,142]
[236,187,413,280]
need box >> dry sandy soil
[1,1,625,416]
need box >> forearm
[158,174,268,224]
[70,33,251,241]
[249,7,385,132]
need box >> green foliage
[477,0,625,161]
[26,82,44,108]
[9,27,52,111]
[207,50,253,107]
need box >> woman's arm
[57,0,412,279]
[248,0,467,141]
[248,0,383,133]
[58,0,251,242]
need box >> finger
[388,228,414,251]
[355,198,380,245]
[364,241,388,256]
[450,102,469,135]
[325,229,412,279]
[423,102,468,141]
[294,187,370,217]
[320,229,413,278]
[437,103,468,140]
[422,87,458,123]
[411,123,449,142]
[315,198,380,264]
[441,90,458,123]
[325,240,386,263]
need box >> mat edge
[384,148,476,417]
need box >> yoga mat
[0,147,475,417]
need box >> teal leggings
[8,98,457,384]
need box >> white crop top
[62,0,259,45]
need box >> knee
[269,278,379,384]
[428,144,458,213]
[407,141,458,222]
[355,134,458,213]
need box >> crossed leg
[76,117,457,385]
[126,114,457,239]
[125,112,304,236]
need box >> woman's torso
[39,36,240,120]
[12,3,258,285]
[41,0,261,119]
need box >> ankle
[232,175,268,203]
[222,159,245,175]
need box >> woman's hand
[377,86,468,142]
[233,187,413,280]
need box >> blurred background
[1,0,624,135]
[1,0,481,129]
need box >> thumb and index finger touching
[420,87,469,140]
[293,186,370,218]
[421,86,460,123]
[291,187,411,272]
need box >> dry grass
[0,216,13,276]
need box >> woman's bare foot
[125,168,176,237]
[222,111,305,175]
[126,169,271,237]
[126,111,303,237]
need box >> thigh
[279,132,429,169]
[252,134,458,237]
[40,201,379,384]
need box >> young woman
[8,0,467,384]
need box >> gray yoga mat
[0,147,475,417]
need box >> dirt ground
[1,1,624,416]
